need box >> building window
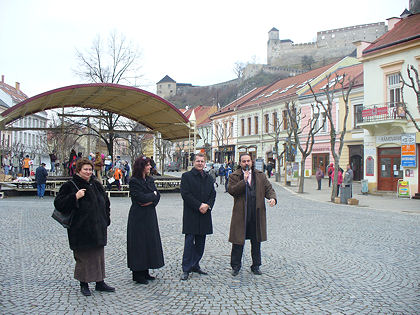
[272,112,278,131]
[241,119,245,136]
[254,116,259,134]
[354,104,363,128]
[230,122,233,136]
[224,122,228,136]
[314,112,327,132]
[247,117,251,135]
[264,114,269,133]
[387,73,401,107]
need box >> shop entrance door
[378,147,403,191]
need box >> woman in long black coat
[54,157,114,296]
[127,156,164,284]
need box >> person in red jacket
[327,163,334,187]
[332,168,344,196]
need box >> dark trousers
[317,179,321,190]
[328,176,332,187]
[182,234,206,272]
[230,239,261,270]
[24,168,30,177]
[225,178,229,192]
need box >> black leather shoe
[192,268,208,275]
[136,278,148,285]
[180,272,189,281]
[95,281,115,292]
[231,269,240,276]
[145,273,156,280]
[251,267,262,275]
[80,282,91,296]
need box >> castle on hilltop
[267,22,387,68]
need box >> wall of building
[268,22,387,68]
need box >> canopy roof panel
[0,83,190,140]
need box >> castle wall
[268,22,387,67]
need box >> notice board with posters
[401,133,416,167]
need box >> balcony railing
[359,102,406,124]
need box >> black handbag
[52,180,80,228]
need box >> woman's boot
[80,282,91,296]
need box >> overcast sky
[0,0,408,98]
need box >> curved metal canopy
[0,83,190,140]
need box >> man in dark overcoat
[227,153,277,276]
[180,153,216,281]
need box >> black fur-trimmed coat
[54,174,111,250]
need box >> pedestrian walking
[218,164,225,185]
[315,165,324,190]
[127,156,164,285]
[54,157,115,296]
[266,163,273,178]
[208,165,218,187]
[224,165,232,193]
[35,162,48,198]
[180,153,216,281]
[227,153,277,276]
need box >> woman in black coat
[54,157,114,296]
[127,156,164,284]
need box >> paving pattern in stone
[0,183,419,314]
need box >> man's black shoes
[251,267,262,275]
[95,281,115,292]
[191,267,208,275]
[180,272,189,281]
[231,268,240,276]
[80,282,91,296]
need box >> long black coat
[127,176,164,271]
[181,167,216,235]
[54,174,110,251]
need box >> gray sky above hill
[0,0,408,98]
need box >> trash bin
[361,179,369,194]
[340,186,351,204]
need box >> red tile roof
[363,13,420,56]
[183,105,217,125]
[0,80,28,105]
[236,63,334,110]
[301,63,363,96]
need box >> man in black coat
[35,162,48,198]
[180,153,216,280]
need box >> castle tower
[156,75,176,99]
[267,27,279,65]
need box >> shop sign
[376,134,401,144]
[401,133,416,167]
[362,106,388,117]
[255,158,264,172]
[366,156,374,176]
[397,180,410,198]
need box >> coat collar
[191,167,206,177]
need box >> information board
[401,133,416,167]
[397,180,410,198]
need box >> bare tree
[213,120,233,163]
[73,31,143,159]
[266,111,284,182]
[197,124,212,160]
[309,73,355,201]
[401,65,420,131]
[233,61,245,79]
[286,100,325,193]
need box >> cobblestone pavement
[1,182,419,314]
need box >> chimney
[387,17,401,31]
[354,41,371,58]
[1,75,4,83]
[15,82,20,91]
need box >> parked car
[164,161,180,172]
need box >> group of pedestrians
[53,153,277,296]
[317,162,353,196]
